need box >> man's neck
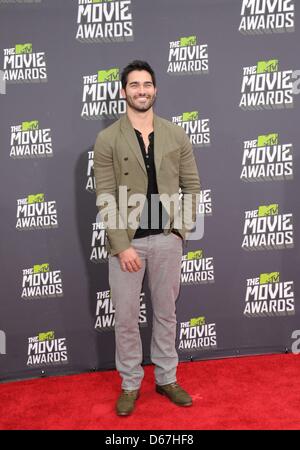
[126,107,154,132]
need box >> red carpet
[1,354,300,430]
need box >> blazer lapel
[120,114,147,175]
[120,113,165,176]
[153,114,165,175]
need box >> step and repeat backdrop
[0,0,299,382]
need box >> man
[93,60,200,416]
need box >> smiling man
[93,60,200,416]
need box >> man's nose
[138,85,146,95]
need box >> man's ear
[121,87,126,98]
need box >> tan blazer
[93,113,200,256]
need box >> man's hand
[171,229,183,240]
[118,247,143,272]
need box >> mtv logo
[256,59,278,74]
[257,133,278,147]
[187,250,203,260]
[260,272,280,284]
[98,68,119,83]
[190,316,205,327]
[180,36,197,47]
[38,331,54,342]
[15,43,32,54]
[22,121,39,131]
[258,204,278,217]
[182,111,199,122]
[27,193,45,204]
[33,264,49,274]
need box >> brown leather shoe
[156,382,192,406]
[116,389,139,416]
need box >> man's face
[122,70,157,113]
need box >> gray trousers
[108,232,183,390]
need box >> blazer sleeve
[93,132,131,256]
[177,129,201,239]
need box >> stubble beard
[125,94,156,113]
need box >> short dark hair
[121,60,156,89]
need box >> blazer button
[124,172,129,175]
[127,188,131,192]
[124,157,128,161]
